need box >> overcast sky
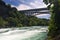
[3,0,50,19]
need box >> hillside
[0,0,49,28]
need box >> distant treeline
[0,0,49,28]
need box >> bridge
[19,8,50,16]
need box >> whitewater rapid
[0,26,48,40]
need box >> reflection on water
[0,26,48,40]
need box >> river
[0,26,48,40]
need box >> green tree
[0,0,49,27]
[43,0,60,40]
[0,17,8,27]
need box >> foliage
[0,0,49,28]
[43,0,60,40]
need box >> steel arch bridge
[19,8,50,16]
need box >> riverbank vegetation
[43,0,60,40]
[0,0,49,28]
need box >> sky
[3,0,47,10]
[36,14,50,19]
[3,0,50,19]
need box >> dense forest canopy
[0,0,49,28]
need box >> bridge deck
[19,8,50,16]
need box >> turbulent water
[0,26,48,40]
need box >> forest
[0,0,49,28]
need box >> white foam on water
[0,27,48,40]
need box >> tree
[0,0,6,6]
[43,0,60,40]
[0,17,8,27]
[0,0,49,27]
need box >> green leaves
[43,0,60,40]
[0,0,49,27]
[43,0,49,5]
[0,17,8,27]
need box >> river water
[0,26,48,40]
